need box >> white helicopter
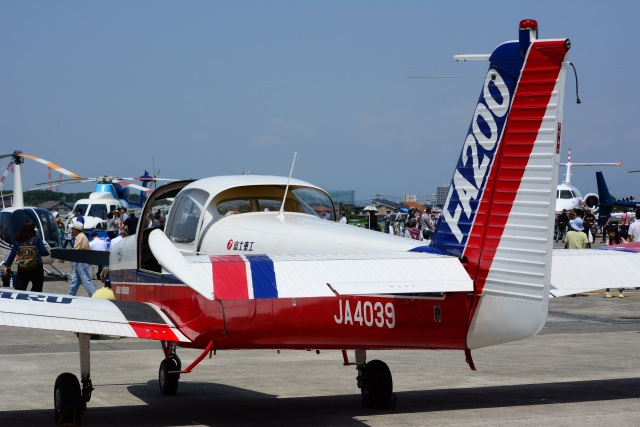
[555,148,621,213]
[61,173,156,231]
[0,151,161,274]
[0,151,72,278]
[31,163,168,234]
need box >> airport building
[435,185,449,208]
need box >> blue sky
[2,1,639,204]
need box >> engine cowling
[583,192,599,212]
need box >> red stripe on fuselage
[129,321,183,341]
[210,255,249,299]
[464,40,568,292]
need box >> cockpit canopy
[140,176,336,253]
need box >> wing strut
[165,340,215,375]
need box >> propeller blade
[118,177,175,182]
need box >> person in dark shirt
[1,221,49,292]
[556,209,569,242]
[74,207,85,224]
[123,209,139,235]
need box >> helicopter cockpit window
[75,204,89,216]
[88,204,108,220]
[165,188,209,245]
[0,209,58,248]
[33,208,60,248]
[0,212,13,245]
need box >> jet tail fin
[596,171,614,226]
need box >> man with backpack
[1,220,49,292]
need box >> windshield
[33,208,59,247]
[165,188,209,244]
[559,190,573,200]
[87,204,108,220]
[215,186,335,220]
[75,204,89,216]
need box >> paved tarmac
[1,239,639,426]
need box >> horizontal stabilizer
[51,248,110,265]
[280,253,474,297]
[550,244,640,297]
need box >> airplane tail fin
[596,171,614,226]
[431,20,571,348]
[137,170,153,206]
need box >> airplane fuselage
[111,271,471,351]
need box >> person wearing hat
[67,222,96,297]
[565,217,589,249]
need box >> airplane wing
[550,243,640,297]
[0,289,190,342]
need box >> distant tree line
[1,190,91,207]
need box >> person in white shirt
[109,229,127,248]
[628,208,640,242]
[339,212,347,224]
[89,232,108,280]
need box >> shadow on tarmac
[2,377,639,426]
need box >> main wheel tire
[359,359,393,408]
[54,372,85,425]
[159,356,181,396]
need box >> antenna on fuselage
[278,152,297,221]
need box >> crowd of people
[560,207,640,298]
[2,205,167,297]
[359,207,438,241]
[557,207,639,248]
[3,201,637,297]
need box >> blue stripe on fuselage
[246,254,278,299]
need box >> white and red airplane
[555,148,621,213]
[2,19,640,425]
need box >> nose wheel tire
[54,372,85,426]
[159,356,181,396]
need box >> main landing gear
[344,349,396,409]
[54,334,93,426]
[157,340,215,396]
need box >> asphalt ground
[1,236,639,426]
